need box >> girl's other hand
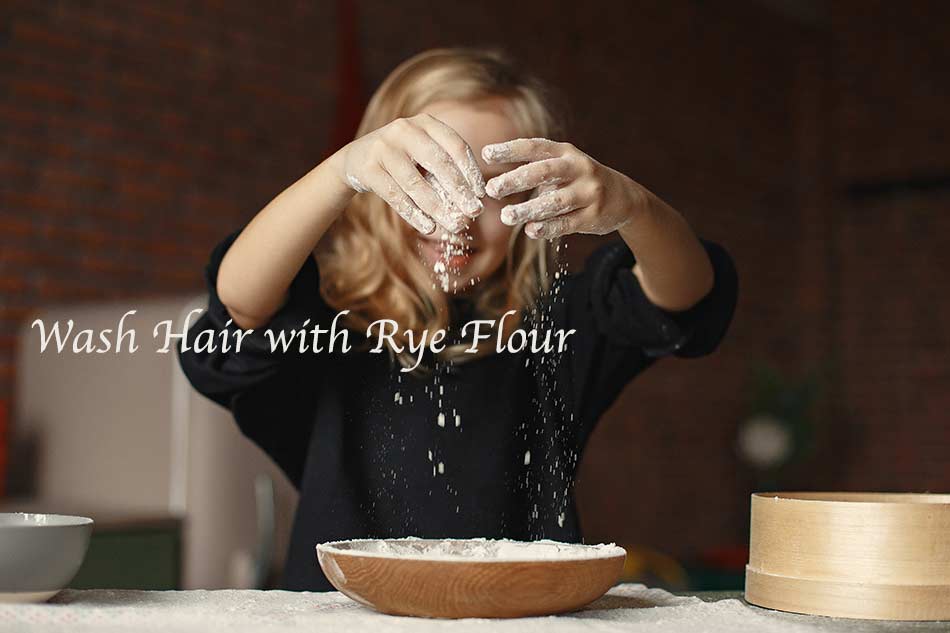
[336,114,486,235]
[482,138,649,240]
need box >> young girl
[179,48,737,591]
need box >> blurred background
[1,0,948,592]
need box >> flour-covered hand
[482,138,648,239]
[339,114,486,235]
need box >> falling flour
[433,232,473,293]
[383,186,579,537]
[320,537,625,561]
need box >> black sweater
[177,232,738,591]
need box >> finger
[482,138,565,164]
[525,211,584,240]
[499,184,583,226]
[485,158,572,199]
[424,172,471,233]
[365,170,436,235]
[416,115,487,200]
[395,121,482,216]
[425,173,473,233]
[380,149,467,233]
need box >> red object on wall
[698,545,750,572]
[327,0,363,155]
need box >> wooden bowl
[316,538,626,618]
[745,492,950,621]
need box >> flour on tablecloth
[0,584,833,633]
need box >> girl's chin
[435,269,483,294]
[416,257,487,294]
[445,275,481,294]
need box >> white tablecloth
[0,584,890,633]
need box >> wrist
[320,147,359,206]
[616,181,658,243]
[325,146,350,187]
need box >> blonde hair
[317,48,562,371]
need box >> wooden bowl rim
[753,491,950,505]
[317,538,627,564]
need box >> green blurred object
[684,565,746,592]
[69,518,182,590]
[684,545,749,591]
[736,361,832,490]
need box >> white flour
[319,538,625,561]
[346,173,369,193]
[432,231,473,293]
[424,171,481,225]
[3,585,827,632]
[389,198,578,536]
[416,173,477,292]
[481,138,553,164]
[463,144,487,199]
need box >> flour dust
[392,199,577,539]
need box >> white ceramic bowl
[0,513,93,603]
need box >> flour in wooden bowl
[316,537,627,617]
[318,537,625,562]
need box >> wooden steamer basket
[745,492,950,620]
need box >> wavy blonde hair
[317,48,562,371]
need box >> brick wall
[821,1,950,497]
[3,0,949,563]
[0,0,338,395]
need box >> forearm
[617,190,714,312]
[479,139,716,311]
[217,149,354,328]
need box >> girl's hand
[336,114,486,235]
[482,138,648,239]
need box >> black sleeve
[558,238,738,437]
[176,230,334,486]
